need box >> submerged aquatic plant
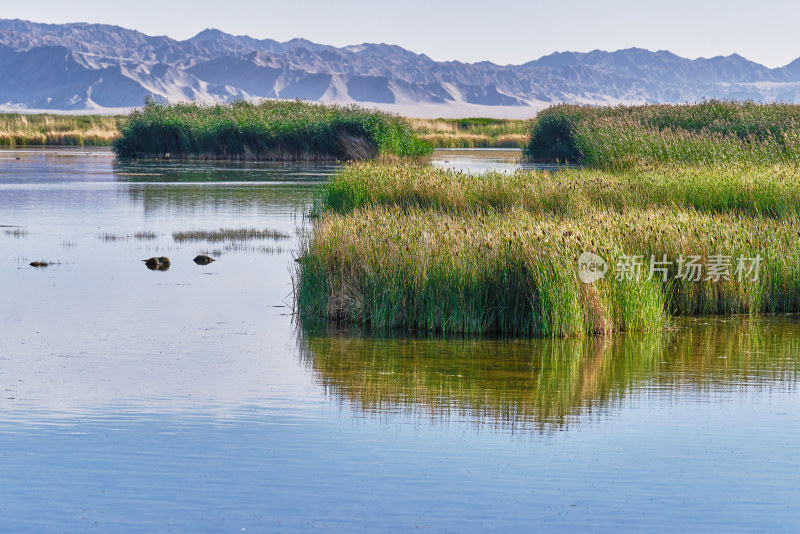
[172,227,290,243]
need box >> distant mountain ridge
[2,18,800,116]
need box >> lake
[1,148,799,532]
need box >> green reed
[297,205,800,336]
[524,101,800,167]
[298,159,800,336]
[113,99,431,160]
[321,161,800,218]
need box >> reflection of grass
[3,228,28,238]
[205,242,288,254]
[299,316,800,431]
[125,183,317,214]
[172,228,290,243]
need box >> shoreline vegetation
[408,118,529,148]
[297,100,800,337]
[0,113,120,146]
[112,100,432,160]
[524,100,800,167]
[0,109,528,150]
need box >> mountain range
[2,18,800,117]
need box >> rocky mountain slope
[2,18,800,116]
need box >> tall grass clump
[321,162,800,218]
[296,207,664,336]
[113,99,431,160]
[524,101,800,167]
[0,113,120,146]
[408,117,531,148]
[296,205,800,336]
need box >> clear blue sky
[4,0,798,67]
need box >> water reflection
[299,316,800,432]
[3,148,800,530]
[431,148,566,174]
[114,157,338,183]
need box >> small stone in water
[144,256,171,271]
[193,254,215,265]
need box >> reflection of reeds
[204,242,287,254]
[98,233,125,242]
[172,228,290,243]
[198,249,224,257]
[298,316,800,432]
[133,231,157,240]
[124,183,317,214]
[3,228,28,238]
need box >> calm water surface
[1,148,799,532]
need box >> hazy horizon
[2,0,798,69]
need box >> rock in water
[143,256,171,271]
[29,261,49,267]
[193,254,215,265]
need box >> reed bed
[172,227,290,243]
[300,160,800,335]
[98,231,157,241]
[321,161,800,217]
[113,99,431,160]
[409,118,530,148]
[300,103,800,336]
[524,101,800,167]
[0,113,120,146]
[296,205,800,336]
